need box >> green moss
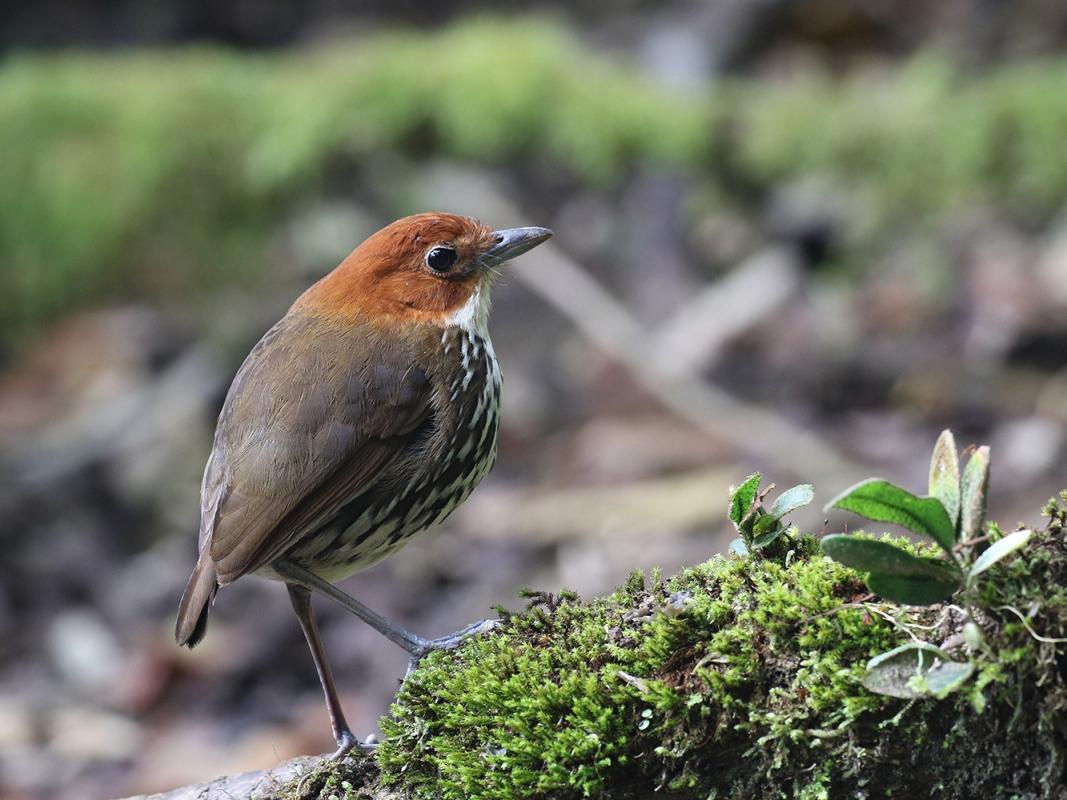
[7,18,1067,345]
[283,512,1065,799]
[730,55,1067,223]
[376,541,910,796]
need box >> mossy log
[135,505,1067,800]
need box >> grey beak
[485,226,553,263]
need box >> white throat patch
[444,283,491,336]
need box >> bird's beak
[484,226,553,264]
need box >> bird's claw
[329,730,366,761]
[405,618,502,675]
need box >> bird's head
[297,212,552,332]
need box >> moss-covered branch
[131,495,1065,799]
[360,516,1064,799]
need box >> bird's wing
[202,314,434,584]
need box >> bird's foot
[405,618,502,675]
[329,730,377,761]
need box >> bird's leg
[286,584,367,760]
[412,618,501,652]
[276,562,499,671]
[278,562,429,654]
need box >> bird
[174,212,552,757]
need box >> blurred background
[2,1,1067,797]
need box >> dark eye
[425,246,458,272]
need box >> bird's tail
[175,552,218,648]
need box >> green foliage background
[4,17,1067,344]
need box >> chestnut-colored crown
[295,213,499,325]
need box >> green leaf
[962,622,985,650]
[866,573,960,605]
[969,529,1032,579]
[751,515,785,548]
[821,535,957,578]
[729,472,761,528]
[753,515,779,536]
[728,538,749,557]
[863,642,974,699]
[825,478,957,553]
[768,484,815,521]
[922,660,975,697]
[960,446,991,541]
[929,430,961,530]
[822,535,961,604]
[746,483,813,549]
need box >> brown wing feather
[201,312,433,584]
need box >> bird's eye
[425,246,458,272]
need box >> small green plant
[819,429,1034,699]
[821,430,1032,603]
[860,641,975,700]
[727,472,814,555]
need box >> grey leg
[276,561,499,670]
[277,562,429,654]
[286,584,364,759]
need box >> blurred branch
[457,466,737,543]
[650,246,803,377]
[416,169,867,487]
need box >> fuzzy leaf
[825,478,957,553]
[960,446,991,541]
[729,472,761,529]
[929,430,961,530]
[969,529,1032,579]
[866,572,960,605]
[769,484,815,521]
[864,642,974,699]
